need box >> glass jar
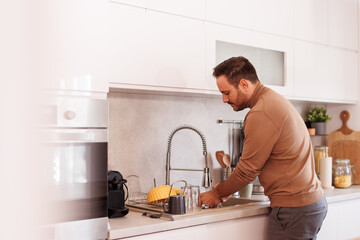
[333,159,352,188]
[314,146,327,177]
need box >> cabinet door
[252,0,293,37]
[207,215,267,240]
[108,5,206,90]
[206,23,294,97]
[294,41,358,103]
[337,198,360,239]
[293,0,328,44]
[109,0,147,8]
[317,201,340,240]
[206,0,254,29]
[328,0,358,50]
[147,0,205,19]
[318,199,360,240]
[42,0,109,93]
[121,225,209,240]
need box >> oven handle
[42,129,108,143]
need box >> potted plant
[306,106,331,135]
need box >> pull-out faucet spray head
[165,124,212,188]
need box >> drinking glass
[190,185,200,211]
[181,186,192,212]
[126,175,147,204]
[239,183,253,198]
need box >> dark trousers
[267,197,328,240]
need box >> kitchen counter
[108,186,360,240]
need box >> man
[199,56,327,239]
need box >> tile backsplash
[108,90,317,193]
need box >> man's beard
[228,98,247,111]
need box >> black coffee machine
[108,170,129,218]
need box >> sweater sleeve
[216,110,282,197]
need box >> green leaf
[306,106,331,122]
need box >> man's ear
[238,79,249,91]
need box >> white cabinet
[42,0,109,94]
[206,0,254,29]
[147,0,205,19]
[328,0,358,50]
[206,22,294,97]
[206,215,267,240]
[206,0,293,37]
[294,40,358,103]
[118,215,267,240]
[106,0,359,104]
[293,0,358,49]
[110,0,147,8]
[318,198,360,240]
[108,4,206,90]
[252,0,294,37]
[293,0,328,44]
[117,225,209,240]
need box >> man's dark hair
[213,56,260,87]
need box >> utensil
[215,150,226,168]
[223,154,231,168]
[142,212,174,221]
[222,167,229,181]
[163,180,187,215]
[231,126,236,167]
[328,110,360,184]
[230,125,244,167]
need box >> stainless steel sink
[219,197,265,207]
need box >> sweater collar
[245,83,267,109]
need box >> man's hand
[199,184,231,208]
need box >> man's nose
[222,95,229,103]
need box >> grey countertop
[108,185,360,240]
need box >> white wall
[326,99,360,133]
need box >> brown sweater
[217,84,324,207]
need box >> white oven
[41,97,108,240]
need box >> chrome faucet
[165,124,212,188]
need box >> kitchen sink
[127,196,269,221]
[219,197,266,207]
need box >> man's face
[216,75,247,111]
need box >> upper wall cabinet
[294,40,358,103]
[206,0,293,38]
[108,4,206,90]
[147,0,205,19]
[293,0,328,44]
[328,0,358,50]
[110,0,147,8]
[206,23,294,97]
[252,0,294,37]
[206,0,254,29]
[42,0,109,93]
